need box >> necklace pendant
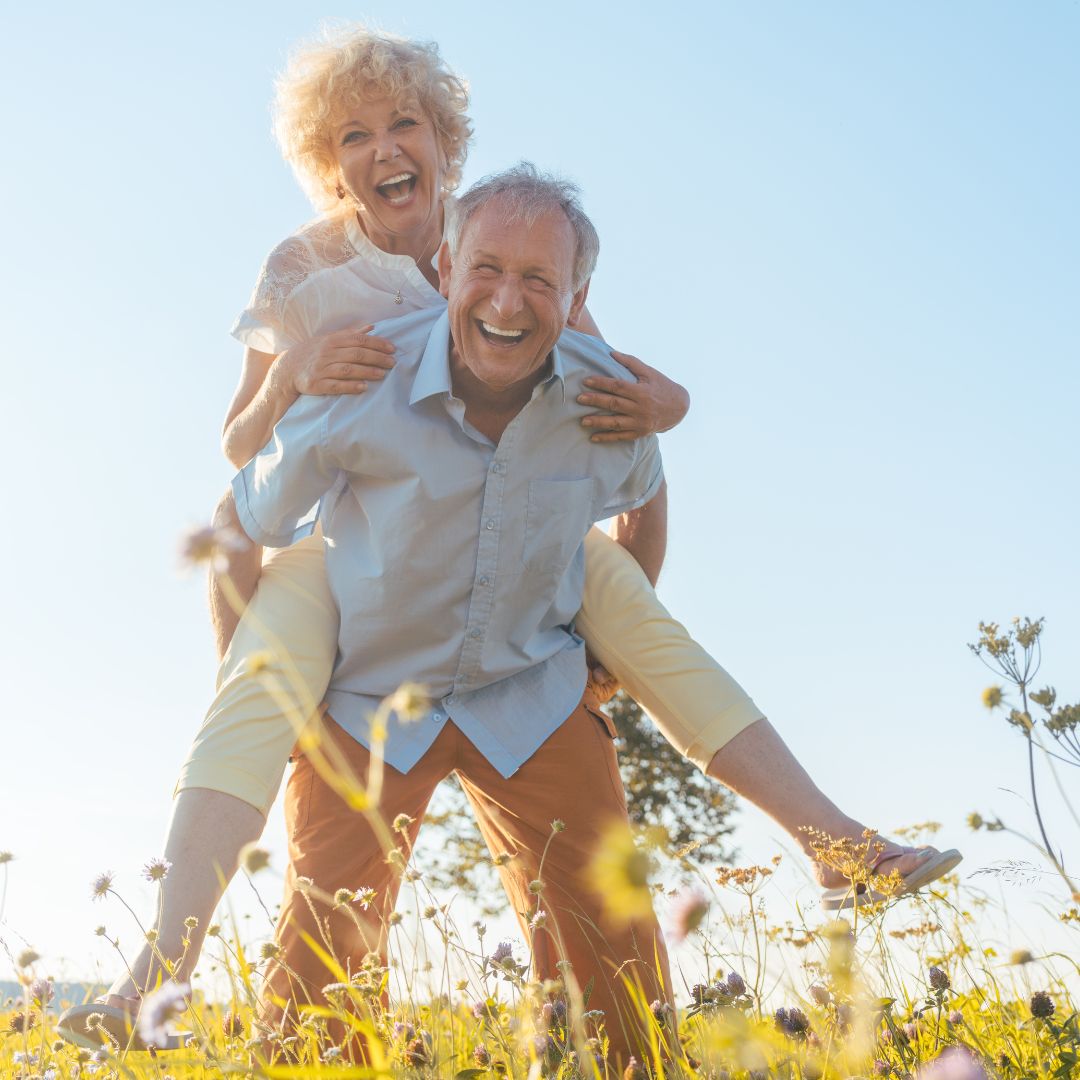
[394,288,403,305]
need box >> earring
[336,183,346,200]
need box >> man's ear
[567,278,591,328]
[437,241,453,299]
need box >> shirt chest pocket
[522,477,596,574]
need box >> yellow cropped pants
[175,528,764,815]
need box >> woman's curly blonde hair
[273,24,472,215]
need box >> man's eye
[475,264,498,273]
[526,275,553,288]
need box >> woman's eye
[393,117,418,130]
[341,130,368,145]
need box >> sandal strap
[869,842,932,873]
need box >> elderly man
[231,164,671,1065]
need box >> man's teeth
[481,322,525,339]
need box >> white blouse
[231,210,447,355]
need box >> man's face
[439,199,589,393]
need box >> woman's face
[332,94,445,253]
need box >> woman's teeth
[376,173,417,203]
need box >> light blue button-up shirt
[232,307,664,777]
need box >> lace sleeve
[230,236,318,355]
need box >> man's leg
[260,716,451,1048]
[457,696,674,1074]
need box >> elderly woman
[60,24,959,1056]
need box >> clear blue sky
[1,2,1077,992]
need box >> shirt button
[491,462,504,474]
[478,575,489,586]
[485,519,495,530]
[432,713,443,723]
[469,628,482,639]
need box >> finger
[332,363,387,381]
[581,376,642,396]
[351,347,396,368]
[589,430,640,443]
[313,379,368,395]
[609,350,653,377]
[591,664,612,684]
[349,337,397,357]
[577,391,643,414]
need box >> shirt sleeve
[229,236,314,355]
[231,396,343,547]
[599,434,664,519]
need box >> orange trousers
[260,694,673,1069]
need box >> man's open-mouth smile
[477,320,528,346]
[375,172,418,205]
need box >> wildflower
[8,1010,36,1033]
[981,686,1003,710]
[322,1046,342,1061]
[528,878,544,894]
[422,904,438,919]
[94,925,107,936]
[222,1010,244,1038]
[726,971,747,996]
[492,851,511,866]
[333,888,354,907]
[178,522,249,573]
[587,824,654,920]
[948,1009,963,1025]
[387,911,403,926]
[473,1043,492,1066]
[668,887,709,942]
[623,1056,648,1080]
[145,929,159,944]
[239,843,270,874]
[142,856,172,883]
[16,948,40,968]
[489,940,514,967]
[808,984,831,1007]
[387,682,430,721]
[184,916,198,929]
[207,923,221,937]
[259,941,282,962]
[30,977,53,1005]
[1009,949,1034,965]
[1030,990,1055,1019]
[650,998,673,1024]
[353,886,377,909]
[928,966,951,991]
[917,1046,991,1079]
[137,982,189,1047]
[91,872,114,900]
[0,851,13,863]
[775,1006,810,1038]
[392,813,415,833]
[403,1035,430,1067]
[473,919,487,935]
[551,818,566,832]
[529,909,548,930]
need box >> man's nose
[490,277,524,319]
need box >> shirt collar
[409,312,568,406]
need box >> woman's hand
[273,325,396,397]
[576,351,690,442]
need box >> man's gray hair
[446,162,600,291]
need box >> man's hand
[576,351,690,442]
[273,326,396,397]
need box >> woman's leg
[577,528,939,887]
[105,527,338,1003]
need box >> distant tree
[420,692,738,915]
